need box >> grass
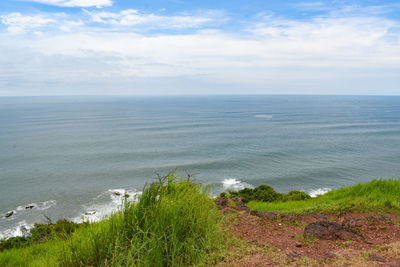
[0,172,225,266]
[247,179,400,214]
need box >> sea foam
[222,178,253,191]
[309,188,331,198]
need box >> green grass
[248,179,400,214]
[0,173,225,266]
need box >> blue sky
[0,0,399,96]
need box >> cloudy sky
[0,0,399,96]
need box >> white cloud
[0,7,399,95]
[22,0,112,8]
[0,12,56,34]
[84,9,218,29]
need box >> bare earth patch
[216,200,400,266]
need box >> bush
[228,185,283,203]
[0,219,84,252]
[219,192,228,199]
[283,190,311,201]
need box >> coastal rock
[5,211,14,218]
[85,210,97,216]
[25,205,36,210]
[214,196,228,209]
[304,221,362,241]
[251,211,278,220]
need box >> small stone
[342,217,362,229]
[295,243,302,247]
[25,205,35,209]
[368,253,386,262]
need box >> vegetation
[0,173,225,266]
[247,179,400,214]
[2,177,400,266]
[0,219,85,252]
[227,185,311,203]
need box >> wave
[0,221,32,240]
[255,114,273,119]
[16,200,57,212]
[73,188,141,223]
[221,178,253,191]
[309,188,331,198]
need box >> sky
[0,0,399,96]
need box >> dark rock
[323,252,337,261]
[113,192,122,196]
[235,203,250,213]
[25,205,36,210]
[232,197,244,203]
[5,211,14,218]
[304,221,362,241]
[85,210,96,216]
[368,253,386,262]
[251,211,278,220]
[295,243,302,247]
[214,196,228,209]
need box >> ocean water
[1,95,400,238]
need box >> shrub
[219,192,228,199]
[283,190,311,201]
[228,185,283,203]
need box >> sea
[1,95,400,239]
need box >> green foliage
[248,179,400,214]
[0,219,83,252]
[0,172,225,266]
[283,190,311,201]
[228,185,281,203]
[219,192,228,199]
[228,185,311,203]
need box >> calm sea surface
[1,95,400,237]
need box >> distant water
[1,95,400,238]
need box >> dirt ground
[216,200,400,267]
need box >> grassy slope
[0,174,225,267]
[248,179,400,214]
